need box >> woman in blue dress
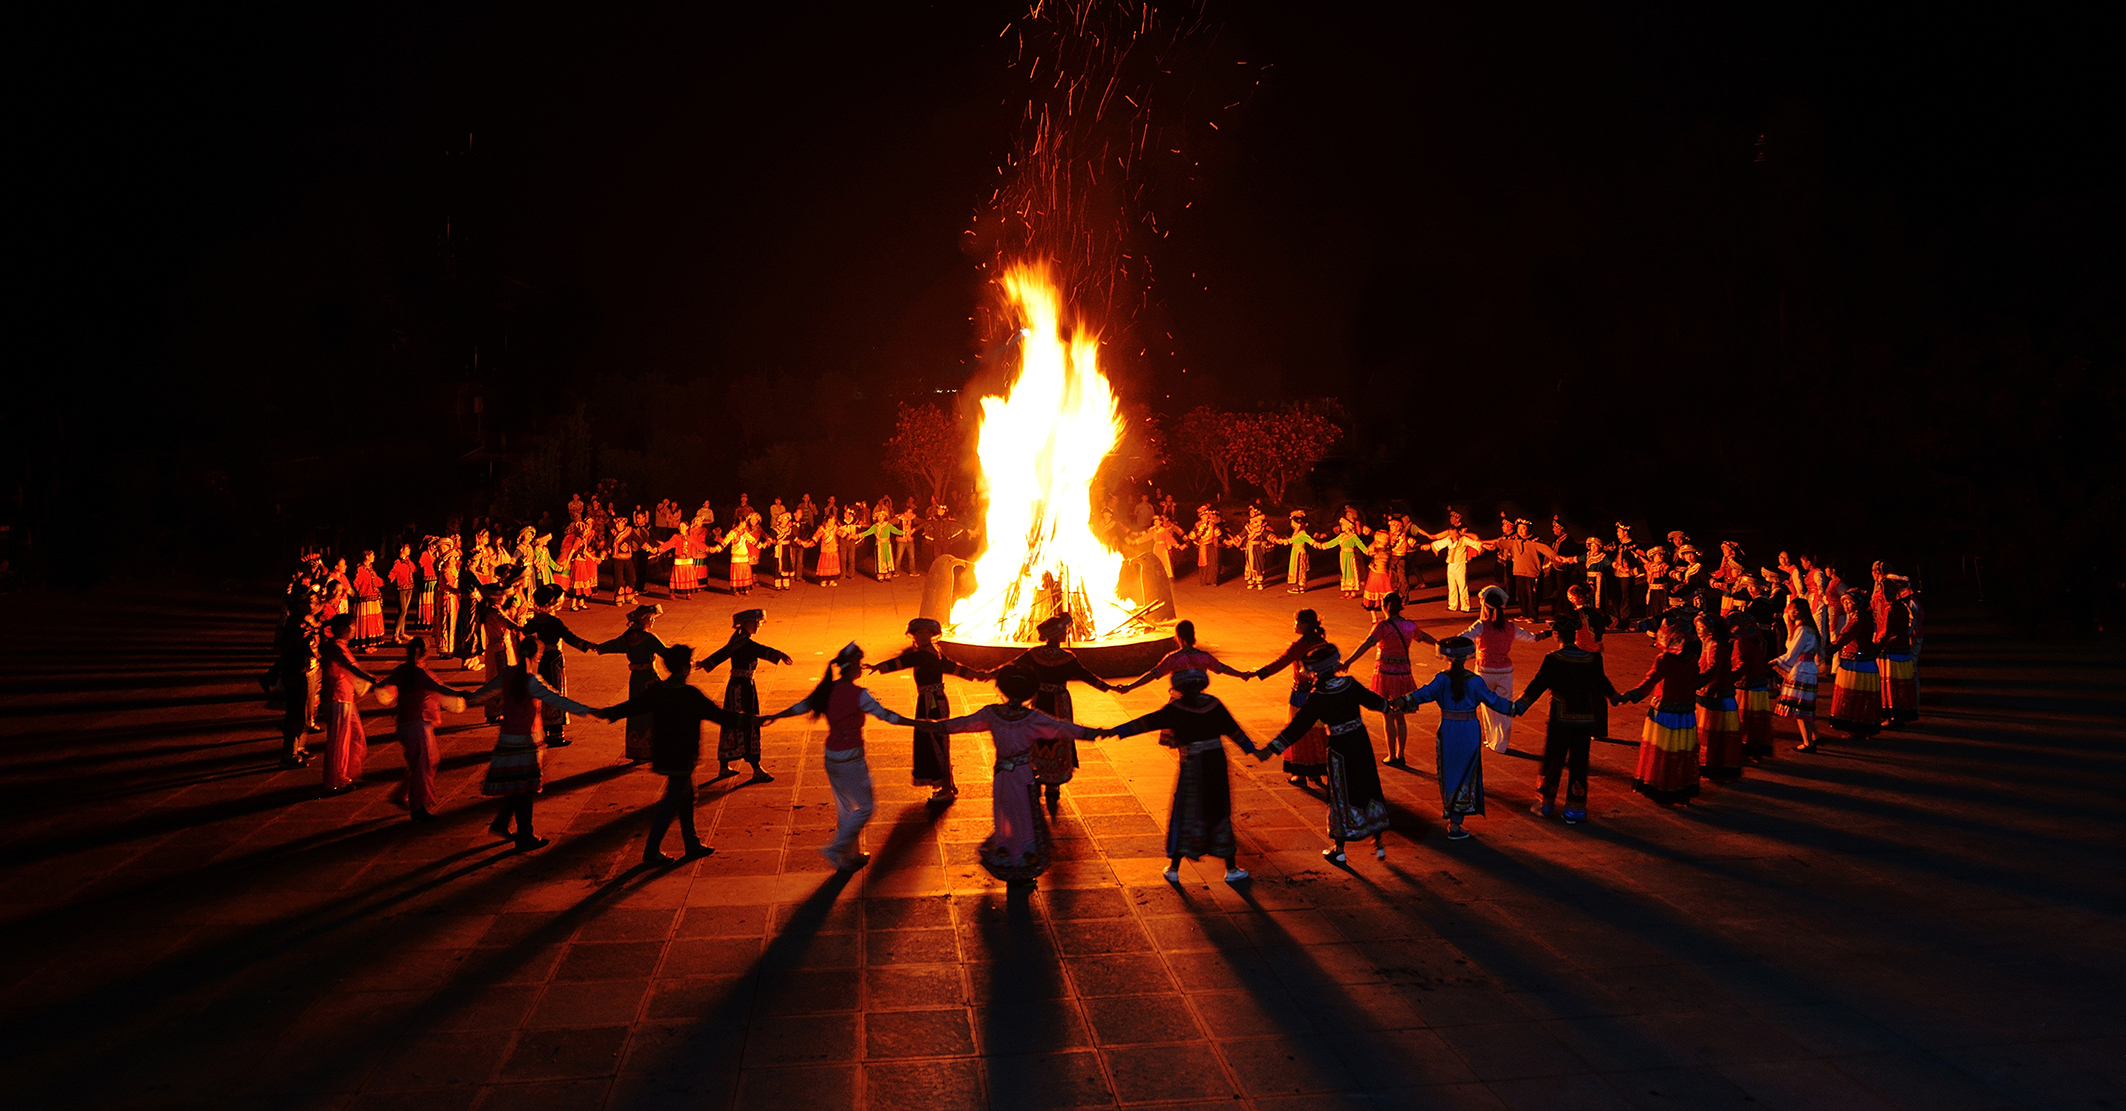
[1392,636,1521,841]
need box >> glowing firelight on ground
[949,263,1136,642]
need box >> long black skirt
[1167,745,1236,861]
[911,684,954,788]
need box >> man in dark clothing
[1512,614,1621,824]
[524,584,598,747]
[600,643,755,864]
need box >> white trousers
[823,747,874,867]
[1479,666,1514,753]
[1446,564,1471,611]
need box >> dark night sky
[13,1,2122,603]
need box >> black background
[11,2,2120,621]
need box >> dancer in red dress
[1252,609,1331,789]
[350,551,387,652]
[1730,610,1776,759]
[319,615,380,794]
[386,545,417,644]
[658,513,711,600]
[1620,614,1709,805]
[414,538,439,630]
[373,637,468,821]
[1694,611,1745,780]
[1341,593,1437,766]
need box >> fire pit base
[939,627,1175,680]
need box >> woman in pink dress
[934,670,1102,887]
[1340,592,1438,766]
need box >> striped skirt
[1698,694,1744,780]
[481,733,543,796]
[1739,682,1775,755]
[415,584,436,628]
[1633,707,1700,804]
[1829,658,1881,734]
[1775,661,1818,719]
[353,598,386,645]
[1879,652,1918,724]
[669,557,701,598]
[729,559,754,589]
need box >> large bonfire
[947,263,1138,643]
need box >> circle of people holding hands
[267,489,1925,889]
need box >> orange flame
[949,263,1135,642]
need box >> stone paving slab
[0,570,2120,1109]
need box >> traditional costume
[1267,648,1394,852]
[1626,624,1708,805]
[1514,640,1618,823]
[771,644,910,870]
[1191,511,1223,586]
[351,562,387,650]
[1361,614,1422,701]
[604,645,753,862]
[414,546,438,630]
[1827,590,1881,736]
[1431,531,1484,612]
[936,693,1097,881]
[1875,579,1920,726]
[865,517,902,580]
[319,635,374,791]
[1005,629,1113,790]
[660,520,710,599]
[1240,509,1273,590]
[1697,631,1744,780]
[1360,533,1394,608]
[807,519,844,584]
[595,606,667,762]
[1253,624,1331,781]
[374,658,467,817]
[1328,522,1368,598]
[699,615,791,773]
[1397,639,1519,829]
[720,525,758,594]
[1771,621,1820,720]
[470,651,599,850]
[873,620,984,794]
[770,510,798,589]
[566,531,600,603]
[1110,677,1258,871]
[1278,513,1321,593]
[522,595,596,747]
[1460,590,1538,753]
[1731,613,1775,757]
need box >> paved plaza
[0,571,2119,1110]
